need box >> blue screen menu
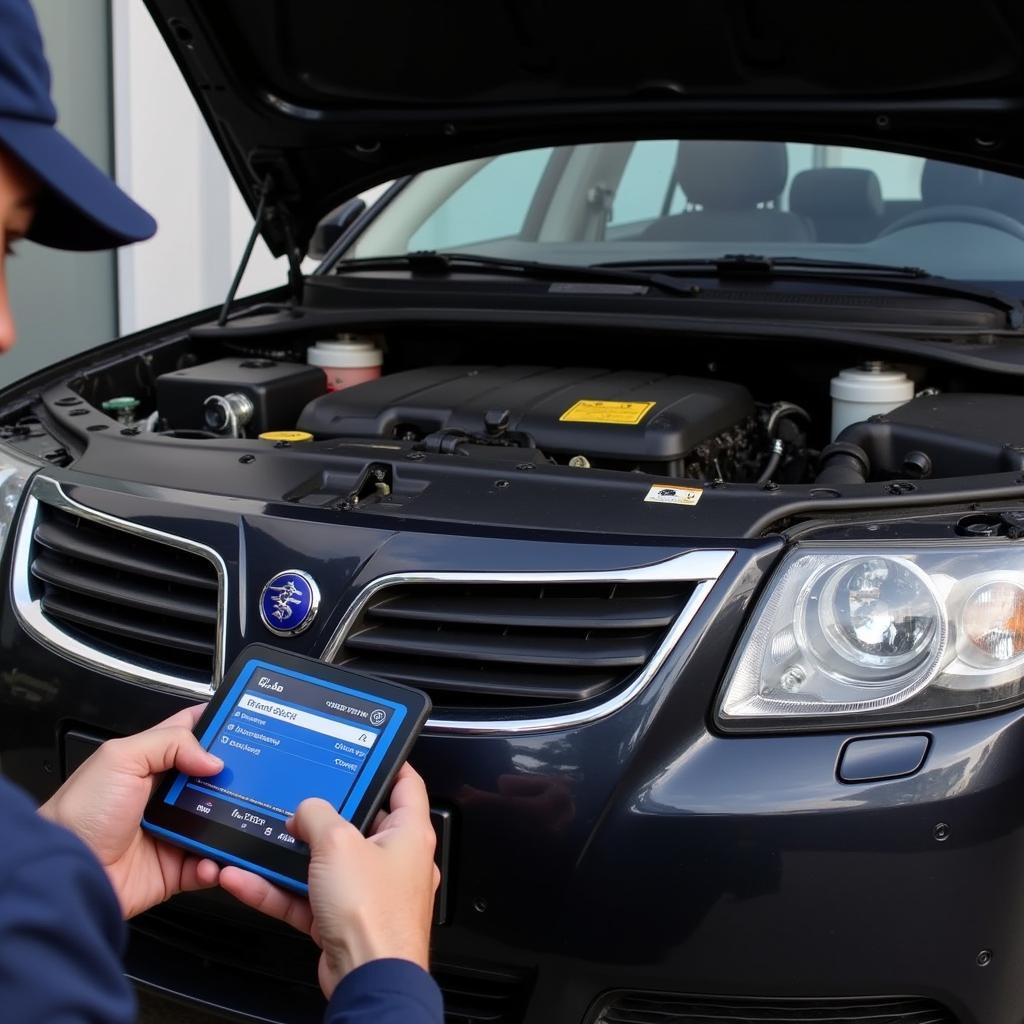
[165,660,407,852]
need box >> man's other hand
[219,762,439,999]
[39,706,223,918]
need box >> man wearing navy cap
[0,2,443,1021]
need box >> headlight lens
[0,444,36,562]
[718,544,1024,727]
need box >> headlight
[718,544,1024,729]
[0,443,36,563]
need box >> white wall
[6,0,391,378]
[1,0,116,388]
[110,1,316,335]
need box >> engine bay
[6,315,1024,532]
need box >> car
[4,2,1024,1022]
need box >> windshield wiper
[332,250,703,298]
[597,254,1024,328]
[602,254,932,276]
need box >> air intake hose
[815,441,870,486]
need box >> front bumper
[91,705,1024,1024]
[1,477,1022,1023]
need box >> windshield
[345,141,1024,281]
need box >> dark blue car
[3,2,1024,1022]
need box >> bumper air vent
[25,496,222,685]
[331,576,699,713]
[589,991,957,1024]
[433,962,535,1024]
[131,902,534,1024]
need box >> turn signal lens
[961,581,1024,666]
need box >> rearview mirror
[307,197,367,260]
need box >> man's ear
[0,140,41,232]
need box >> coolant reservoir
[830,361,914,439]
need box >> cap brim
[0,118,156,251]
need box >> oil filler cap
[838,734,930,783]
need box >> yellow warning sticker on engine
[644,483,702,506]
[559,400,656,425]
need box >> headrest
[921,160,987,205]
[985,170,1024,220]
[676,141,789,210]
[789,168,884,220]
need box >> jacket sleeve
[0,845,136,1024]
[324,959,443,1024]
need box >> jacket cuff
[326,959,442,1023]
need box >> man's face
[0,144,40,352]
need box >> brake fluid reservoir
[830,362,914,439]
[307,334,383,392]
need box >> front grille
[136,901,533,1024]
[332,579,699,712]
[29,502,220,681]
[433,962,534,1024]
[589,991,957,1024]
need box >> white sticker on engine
[644,483,702,506]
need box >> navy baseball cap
[0,0,155,250]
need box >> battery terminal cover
[156,358,325,437]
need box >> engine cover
[296,365,754,471]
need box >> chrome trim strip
[321,549,733,734]
[11,476,227,699]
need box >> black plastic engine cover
[296,366,754,465]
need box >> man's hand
[219,763,439,999]
[39,706,223,919]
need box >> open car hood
[145,0,1024,256]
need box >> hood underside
[144,0,1024,255]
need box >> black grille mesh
[589,991,957,1024]
[333,579,698,713]
[30,502,219,681]
[134,900,533,1024]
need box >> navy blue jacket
[0,776,442,1023]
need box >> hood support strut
[217,173,304,327]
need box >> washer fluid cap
[101,396,140,412]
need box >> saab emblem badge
[260,570,320,636]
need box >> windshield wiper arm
[597,254,1024,328]
[601,253,932,277]
[332,250,703,298]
